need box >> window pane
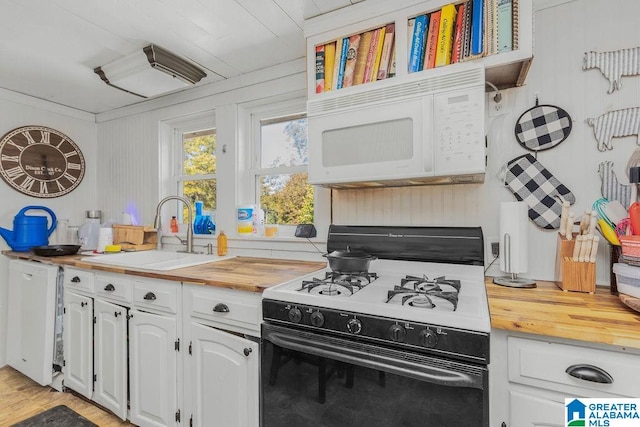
[183,129,216,175]
[260,117,308,168]
[182,179,217,220]
[260,173,314,225]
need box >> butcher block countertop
[3,251,327,293]
[486,278,640,349]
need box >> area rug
[11,405,97,427]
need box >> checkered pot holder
[504,154,575,229]
[515,104,572,151]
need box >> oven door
[261,323,488,427]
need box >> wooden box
[112,225,157,251]
[555,233,596,293]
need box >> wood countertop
[3,251,327,293]
[486,278,640,349]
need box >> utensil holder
[555,233,596,293]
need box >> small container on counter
[217,231,228,256]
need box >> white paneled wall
[333,0,640,283]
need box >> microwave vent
[308,66,484,116]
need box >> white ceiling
[0,0,363,114]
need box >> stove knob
[388,324,407,342]
[419,329,438,348]
[310,311,325,327]
[288,307,303,323]
[346,318,362,334]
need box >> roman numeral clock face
[0,126,85,198]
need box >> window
[252,112,314,226]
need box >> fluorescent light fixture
[94,44,206,98]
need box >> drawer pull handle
[213,303,230,313]
[71,276,81,283]
[143,292,157,301]
[565,364,613,384]
[80,301,87,307]
[104,284,115,292]
[244,347,252,357]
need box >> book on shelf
[423,10,440,70]
[497,0,512,53]
[324,42,336,91]
[450,2,466,64]
[409,14,428,73]
[370,26,387,81]
[462,0,473,60]
[376,23,395,80]
[342,34,362,88]
[470,0,484,55]
[407,18,415,67]
[484,0,498,56]
[388,44,397,78]
[435,4,457,67]
[363,27,382,83]
[353,30,373,85]
[336,37,349,89]
[315,45,324,94]
[512,0,519,50]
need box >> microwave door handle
[263,326,484,390]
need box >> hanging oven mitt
[503,154,575,229]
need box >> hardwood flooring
[0,366,134,426]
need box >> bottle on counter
[217,231,228,256]
[170,216,179,233]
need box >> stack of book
[314,23,396,93]
[407,0,518,73]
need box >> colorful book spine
[363,28,382,83]
[336,37,349,89]
[342,34,361,87]
[324,42,336,92]
[408,14,428,73]
[450,3,465,64]
[423,10,441,70]
[370,26,387,81]
[471,0,484,55]
[315,45,325,93]
[435,4,457,67]
[388,46,397,78]
[354,31,374,85]
[332,39,345,90]
[462,0,473,60]
[512,0,519,49]
[376,23,396,80]
[497,0,513,53]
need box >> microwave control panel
[433,87,486,175]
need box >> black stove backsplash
[326,225,484,266]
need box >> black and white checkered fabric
[505,154,575,229]
[515,105,572,151]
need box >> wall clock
[0,125,85,198]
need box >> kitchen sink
[81,250,235,271]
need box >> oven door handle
[263,325,485,390]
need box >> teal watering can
[0,206,57,251]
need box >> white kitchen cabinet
[6,259,59,386]
[129,309,179,427]
[63,290,94,399]
[182,283,261,427]
[93,298,128,420]
[490,329,640,427]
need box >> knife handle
[589,236,600,263]
[565,212,574,240]
[572,235,583,261]
[579,235,592,262]
[560,201,570,235]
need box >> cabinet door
[129,309,178,427]
[63,291,93,398]
[93,299,128,420]
[186,322,259,427]
[509,390,564,427]
[7,260,58,386]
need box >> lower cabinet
[63,289,94,399]
[508,390,564,427]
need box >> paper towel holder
[493,202,537,288]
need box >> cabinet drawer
[64,268,95,294]
[95,273,132,304]
[187,285,261,332]
[508,336,640,397]
[133,278,178,314]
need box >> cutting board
[619,293,640,313]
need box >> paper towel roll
[499,202,528,274]
[96,227,113,253]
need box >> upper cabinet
[304,0,532,99]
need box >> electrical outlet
[486,236,500,259]
[487,90,511,117]
[491,242,500,258]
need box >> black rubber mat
[11,405,97,427]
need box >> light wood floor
[0,366,134,426]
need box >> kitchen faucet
[153,196,195,253]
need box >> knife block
[555,233,596,293]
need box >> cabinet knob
[244,347,252,357]
[213,303,230,313]
[104,283,115,292]
[143,292,157,301]
[127,314,134,320]
[71,276,81,283]
[114,311,122,317]
[565,364,614,384]
[80,301,87,307]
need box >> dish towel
[504,154,575,229]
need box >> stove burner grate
[299,271,378,296]
[387,275,460,310]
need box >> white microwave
[307,63,486,188]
